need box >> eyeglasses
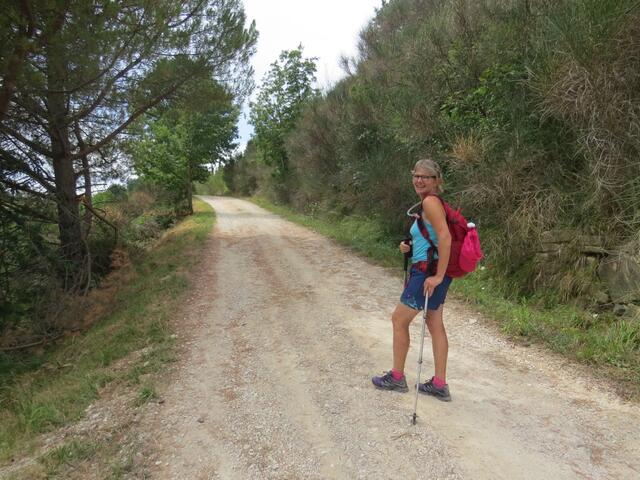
[412,174,437,181]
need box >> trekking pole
[411,304,428,425]
[402,238,412,285]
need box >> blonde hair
[412,158,444,193]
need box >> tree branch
[1,125,53,157]
[0,193,55,223]
[0,1,37,123]
[166,0,207,29]
[80,196,118,244]
[1,148,56,193]
[10,95,50,129]
[44,8,149,95]
[0,176,51,200]
[65,13,172,126]
[0,333,65,352]
[66,54,147,125]
[69,77,194,161]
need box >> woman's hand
[399,241,411,254]
[423,275,443,298]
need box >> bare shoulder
[421,195,444,213]
[421,195,446,227]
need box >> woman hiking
[372,158,453,401]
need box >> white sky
[237,0,382,149]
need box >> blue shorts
[400,265,452,311]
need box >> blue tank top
[410,218,439,262]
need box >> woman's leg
[391,303,421,374]
[426,305,448,380]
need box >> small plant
[135,386,157,406]
[41,440,97,475]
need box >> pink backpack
[459,224,482,273]
[415,195,483,278]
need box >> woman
[372,158,453,401]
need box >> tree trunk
[52,149,87,290]
[47,42,87,290]
[75,123,93,236]
[187,163,193,215]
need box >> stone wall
[536,230,640,317]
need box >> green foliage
[232,0,639,303]
[0,199,215,464]
[0,201,59,333]
[223,141,262,197]
[132,79,239,213]
[0,183,179,346]
[195,169,229,195]
[133,121,192,205]
[135,385,158,406]
[1,0,256,293]
[249,46,319,201]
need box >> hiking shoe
[372,371,409,392]
[418,377,451,402]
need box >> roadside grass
[134,385,158,407]
[0,198,215,469]
[40,440,98,477]
[251,197,640,398]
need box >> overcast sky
[237,0,382,149]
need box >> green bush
[231,0,640,304]
[195,169,229,196]
[0,185,179,345]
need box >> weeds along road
[141,196,640,480]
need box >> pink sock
[391,368,404,380]
[433,376,446,388]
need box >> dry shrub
[456,183,500,213]
[542,252,599,303]
[102,205,126,229]
[450,132,487,168]
[108,248,132,270]
[505,189,561,243]
[79,248,135,330]
[124,190,155,217]
[537,8,640,237]
[539,58,593,125]
[618,234,640,260]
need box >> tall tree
[0,0,257,290]
[249,46,318,190]
[132,80,239,214]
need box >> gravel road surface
[140,196,640,480]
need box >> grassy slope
[251,197,639,399]
[0,198,215,476]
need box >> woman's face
[412,167,438,196]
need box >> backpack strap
[415,194,445,250]
[414,194,444,276]
[416,216,435,249]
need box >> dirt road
[141,196,640,479]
